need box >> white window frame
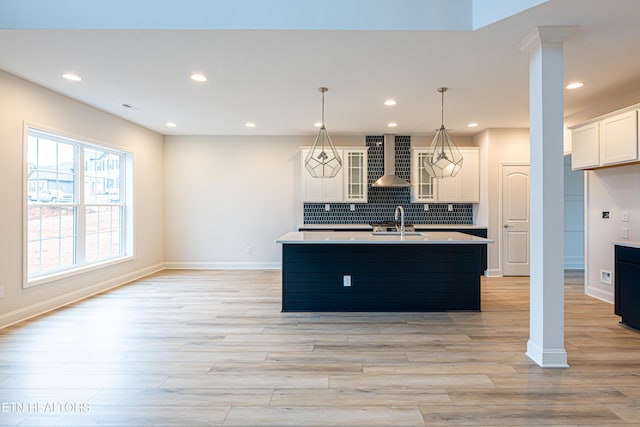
[23,123,135,288]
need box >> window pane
[86,206,123,263]
[85,149,122,204]
[27,205,76,276]
[27,134,75,204]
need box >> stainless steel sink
[371,231,427,236]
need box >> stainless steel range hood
[372,134,411,188]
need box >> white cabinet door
[436,148,480,203]
[410,149,437,202]
[436,171,459,202]
[301,149,344,202]
[571,122,600,170]
[459,148,480,202]
[600,110,638,166]
[344,149,368,203]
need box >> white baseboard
[486,268,502,277]
[164,261,281,270]
[564,256,584,270]
[526,339,569,368]
[586,286,614,304]
[0,263,165,330]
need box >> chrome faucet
[394,205,405,238]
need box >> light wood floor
[1,270,640,426]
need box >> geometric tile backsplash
[303,135,473,225]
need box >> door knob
[503,224,513,228]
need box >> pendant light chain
[441,87,445,126]
[321,88,325,129]
[440,87,446,155]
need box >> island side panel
[281,243,482,312]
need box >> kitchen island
[275,231,493,312]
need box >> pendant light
[423,87,463,178]
[304,87,342,178]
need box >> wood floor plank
[223,406,426,427]
[1,269,639,426]
[270,388,451,407]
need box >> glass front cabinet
[344,149,368,203]
[411,149,437,202]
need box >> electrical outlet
[325,204,330,212]
[448,204,453,212]
[622,211,629,222]
[245,246,253,255]
[343,275,351,287]
[350,204,355,212]
[600,270,612,285]
[424,204,429,211]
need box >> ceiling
[1,0,640,137]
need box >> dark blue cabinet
[614,245,640,331]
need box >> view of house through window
[26,128,129,281]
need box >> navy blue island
[275,231,493,312]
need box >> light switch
[622,227,629,239]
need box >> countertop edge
[277,231,494,245]
[298,224,489,230]
[613,241,640,249]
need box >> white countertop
[613,241,640,249]
[298,224,488,230]
[277,231,493,245]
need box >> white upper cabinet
[599,110,638,166]
[301,147,368,203]
[411,147,479,203]
[571,122,599,170]
[436,148,480,203]
[570,105,640,170]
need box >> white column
[519,26,576,368]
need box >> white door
[502,164,530,276]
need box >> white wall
[0,70,165,328]
[163,135,365,268]
[564,155,584,269]
[585,164,640,303]
[474,128,530,276]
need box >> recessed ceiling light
[190,73,207,82]
[566,82,584,90]
[165,122,177,128]
[62,73,82,81]
[387,122,398,128]
[384,99,397,106]
[467,122,479,128]
[245,122,256,128]
[314,122,323,127]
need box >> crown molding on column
[518,25,579,55]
